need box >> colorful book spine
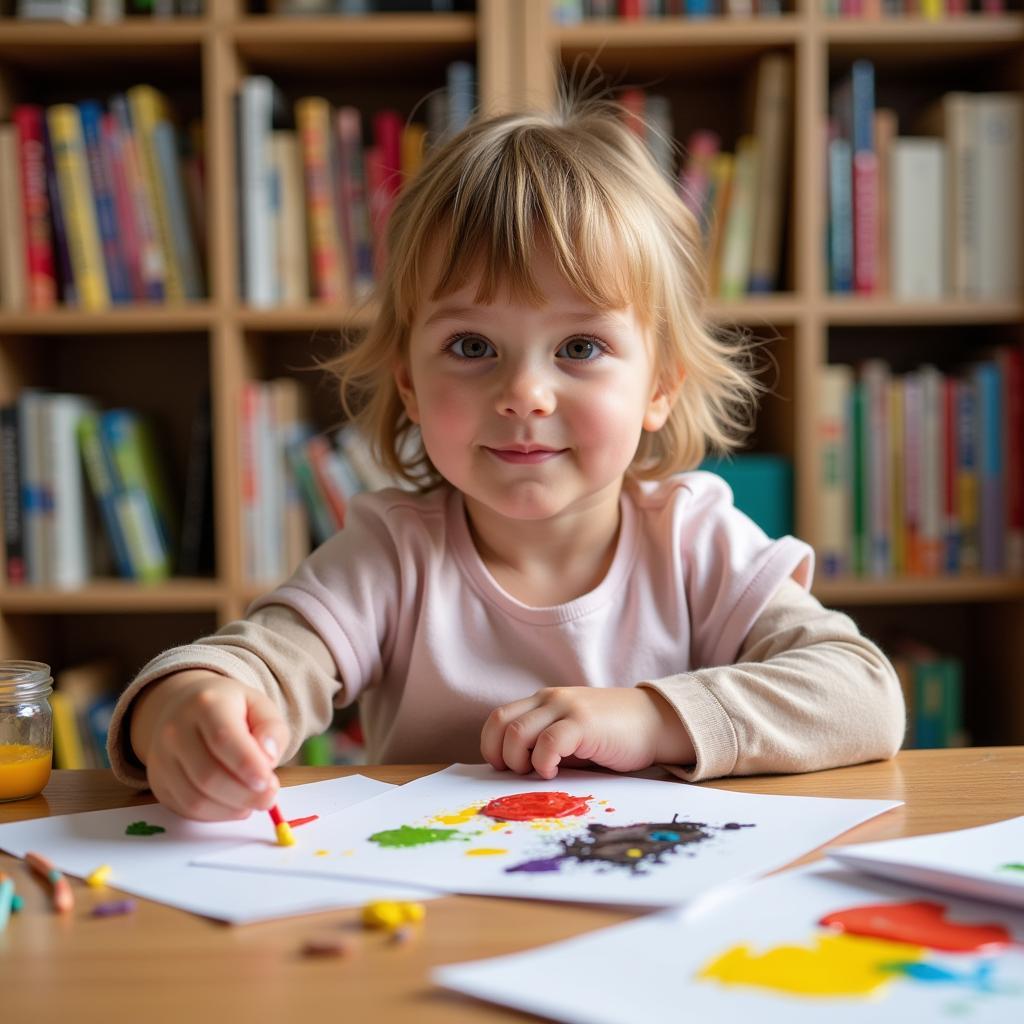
[101,111,146,302]
[335,106,374,298]
[126,84,184,301]
[78,100,133,304]
[296,96,349,304]
[972,360,1004,574]
[828,133,853,293]
[46,104,110,310]
[152,120,203,299]
[956,376,980,573]
[818,364,852,578]
[0,405,26,585]
[850,60,878,295]
[12,105,57,309]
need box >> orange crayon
[267,804,295,847]
[25,851,74,913]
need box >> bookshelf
[1,0,1023,750]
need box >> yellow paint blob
[466,848,508,857]
[626,848,643,858]
[314,849,329,857]
[699,933,925,998]
[432,803,483,825]
[490,823,508,832]
[363,900,426,929]
[86,864,112,887]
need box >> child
[108,95,904,821]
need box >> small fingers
[480,694,543,770]
[149,757,254,822]
[194,690,279,797]
[500,706,563,775]
[531,719,584,780]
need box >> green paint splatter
[369,824,469,848]
[1000,862,1024,873]
[125,820,166,836]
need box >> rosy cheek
[420,379,477,435]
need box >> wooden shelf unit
[0,0,1022,742]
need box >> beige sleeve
[106,604,341,788]
[639,577,906,782]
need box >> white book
[890,138,945,300]
[269,132,309,306]
[46,394,95,589]
[240,76,278,308]
[817,364,852,578]
[17,0,86,22]
[974,93,1022,300]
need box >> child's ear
[393,359,421,424]
[643,367,684,432]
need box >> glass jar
[0,661,53,802]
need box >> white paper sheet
[0,775,437,923]
[829,816,1024,909]
[435,863,1024,1023]
[194,764,901,907]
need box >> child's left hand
[480,687,696,779]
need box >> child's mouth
[486,448,565,465]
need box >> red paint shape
[483,792,592,822]
[820,901,1012,953]
[605,807,616,813]
[287,814,320,828]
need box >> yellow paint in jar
[0,743,52,801]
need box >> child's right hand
[128,669,289,822]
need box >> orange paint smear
[287,814,320,828]
[820,901,1012,953]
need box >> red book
[101,112,146,302]
[853,150,878,295]
[13,105,57,310]
[618,0,643,16]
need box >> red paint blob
[605,807,616,813]
[820,901,1012,953]
[288,814,320,828]
[483,792,592,821]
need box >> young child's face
[395,242,674,525]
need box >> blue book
[152,121,204,300]
[972,361,1005,574]
[828,136,853,292]
[78,100,133,304]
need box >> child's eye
[557,336,606,361]
[445,333,495,360]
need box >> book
[747,52,792,293]
[47,104,111,310]
[0,124,27,311]
[974,93,1022,300]
[0,404,26,585]
[827,131,853,293]
[717,134,758,298]
[890,137,944,300]
[296,96,349,304]
[269,131,309,305]
[13,105,58,309]
[152,120,204,300]
[818,364,852,578]
[77,409,134,580]
[177,390,214,577]
[54,659,118,768]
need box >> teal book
[699,455,793,539]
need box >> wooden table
[1,748,1022,1023]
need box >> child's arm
[482,578,904,781]
[639,577,906,781]
[108,604,343,816]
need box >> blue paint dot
[649,831,680,842]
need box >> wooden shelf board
[0,579,225,614]
[237,305,376,332]
[708,295,804,323]
[555,16,803,48]
[0,21,205,64]
[814,575,1024,606]
[825,16,1024,62]
[0,306,216,335]
[823,298,1024,326]
[232,14,476,71]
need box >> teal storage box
[698,455,794,539]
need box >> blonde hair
[328,91,762,490]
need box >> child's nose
[496,363,556,418]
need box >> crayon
[0,872,14,932]
[267,804,295,847]
[91,899,137,917]
[25,851,74,912]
